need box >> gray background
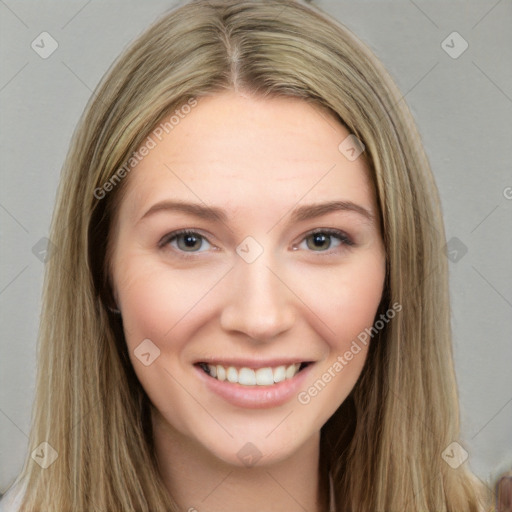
[1,0,511,495]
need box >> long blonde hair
[11,0,491,510]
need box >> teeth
[216,365,226,381]
[273,366,286,383]
[226,366,238,383]
[204,363,302,386]
[285,364,298,379]
[239,367,257,385]
[255,367,273,386]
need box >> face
[109,91,386,468]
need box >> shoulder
[0,480,26,512]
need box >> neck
[151,407,330,511]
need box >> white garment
[0,475,336,511]
[0,479,26,512]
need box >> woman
[0,0,493,510]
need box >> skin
[109,91,386,511]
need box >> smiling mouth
[196,362,312,386]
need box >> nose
[219,254,296,343]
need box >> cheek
[335,268,385,342]
[116,256,219,345]
[300,254,386,349]
[117,268,172,346]
[114,259,201,429]
[294,253,385,412]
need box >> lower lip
[194,364,314,409]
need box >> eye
[159,227,354,258]
[159,229,212,255]
[294,228,354,254]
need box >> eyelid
[159,227,354,258]
[158,228,215,253]
[300,227,353,245]
[293,227,354,255]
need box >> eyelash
[158,228,355,259]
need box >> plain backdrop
[1,0,511,495]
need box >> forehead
[118,92,375,225]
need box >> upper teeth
[203,363,302,386]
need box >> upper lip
[195,358,313,369]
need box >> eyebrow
[138,199,375,225]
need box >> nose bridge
[220,247,295,341]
